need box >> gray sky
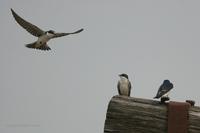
[1,0,200,133]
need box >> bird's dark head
[46,30,55,34]
[163,79,173,89]
[163,80,170,84]
[119,73,129,79]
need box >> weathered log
[104,95,200,133]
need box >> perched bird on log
[11,8,83,51]
[154,80,173,102]
[117,73,132,96]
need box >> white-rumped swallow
[117,73,132,96]
[11,8,83,51]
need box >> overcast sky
[1,0,200,133]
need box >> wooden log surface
[104,95,200,133]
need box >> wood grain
[104,95,200,133]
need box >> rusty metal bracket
[167,101,191,133]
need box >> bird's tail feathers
[25,42,51,51]
[25,42,37,49]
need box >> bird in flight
[11,8,83,51]
[154,80,173,102]
[117,73,132,97]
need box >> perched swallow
[154,80,173,99]
[11,8,83,51]
[117,73,132,96]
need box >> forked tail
[25,42,51,51]
[25,42,37,49]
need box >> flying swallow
[11,8,83,51]
[154,80,173,99]
[117,73,132,96]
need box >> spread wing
[11,8,44,37]
[52,28,83,38]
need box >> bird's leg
[160,96,170,104]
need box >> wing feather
[11,8,44,37]
[128,81,131,96]
[52,28,83,38]
[117,82,121,95]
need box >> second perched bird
[154,80,173,99]
[117,73,132,96]
[11,8,83,51]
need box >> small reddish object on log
[168,101,191,133]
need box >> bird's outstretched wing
[11,8,45,37]
[52,28,84,38]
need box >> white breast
[37,34,53,44]
[119,78,129,96]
